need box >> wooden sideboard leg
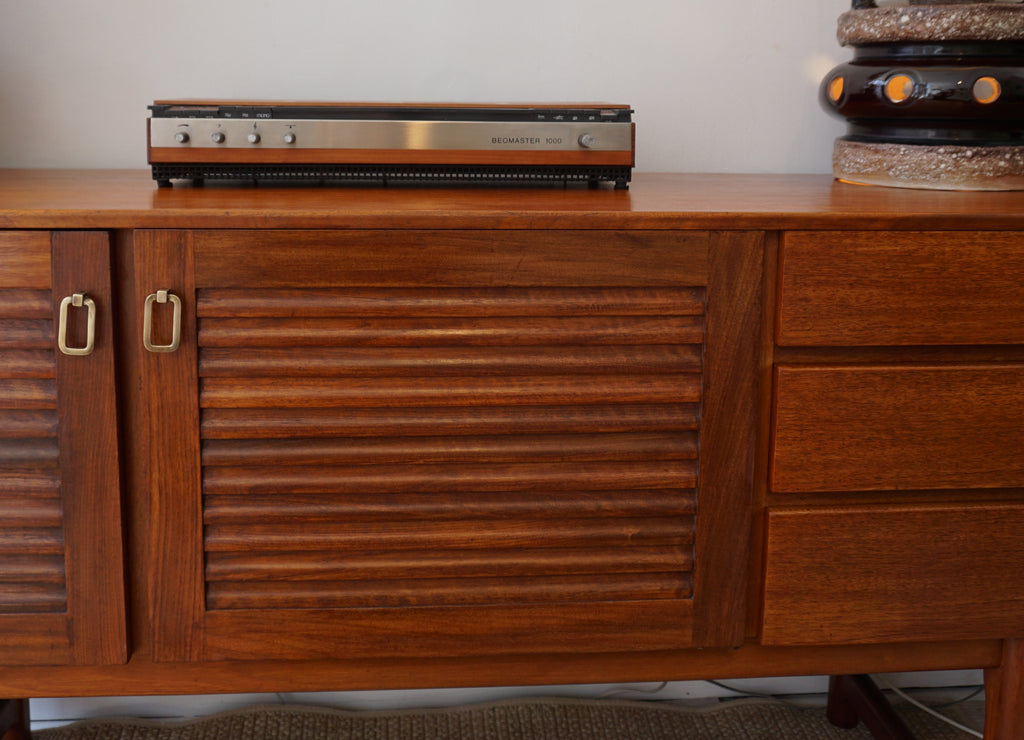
[985,639,1024,740]
[826,674,916,740]
[827,675,862,729]
[0,699,30,740]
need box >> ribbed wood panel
[199,316,704,347]
[199,287,706,317]
[0,288,66,614]
[200,346,702,378]
[199,287,703,611]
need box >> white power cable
[870,674,983,739]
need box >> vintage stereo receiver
[147,101,635,188]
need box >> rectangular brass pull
[57,292,96,356]
[144,290,182,353]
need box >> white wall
[0,0,850,173]
[30,672,984,729]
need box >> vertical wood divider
[691,231,763,647]
[134,230,203,662]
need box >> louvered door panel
[0,280,64,617]
[145,229,761,663]
[0,235,70,664]
[0,231,127,665]
[198,287,701,613]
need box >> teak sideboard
[0,170,1022,738]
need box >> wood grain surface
[778,231,1024,346]
[2,171,1024,230]
[762,503,1024,645]
[1,171,1023,733]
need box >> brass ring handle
[143,290,182,353]
[57,293,96,356]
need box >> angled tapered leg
[826,675,916,740]
[0,700,30,740]
[985,639,1024,740]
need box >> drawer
[771,364,1024,493]
[762,503,1024,645]
[777,231,1024,346]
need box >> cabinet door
[0,231,127,665]
[138,229,760,663]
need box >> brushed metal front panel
[150,118,633,152]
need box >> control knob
[210,131,226,144]
[578,133,596,148]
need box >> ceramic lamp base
[833,139,1024,191]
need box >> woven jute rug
[33,697,984,739]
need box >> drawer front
[777,231,1024,346]
[771,364,1024,493]
[762,503,1024,645]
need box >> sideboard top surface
[2,169,1024,230]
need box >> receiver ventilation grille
[152,164,632,187]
